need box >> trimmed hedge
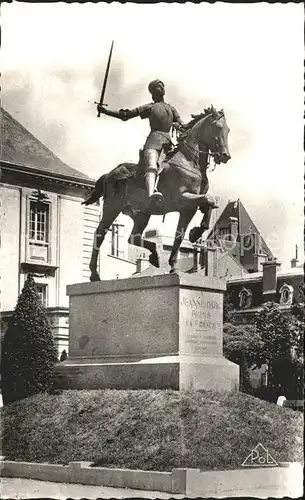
[1,274,58,404]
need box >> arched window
[238,287,252,308]
[279,283,294,305]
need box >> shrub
[60,350,68,362]
[1,274,58,405]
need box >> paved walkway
[1,477,302,499]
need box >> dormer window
[238,287,252,308]
[279,283,294,305]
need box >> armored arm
[172,106,184,130]
[97,105,139,121]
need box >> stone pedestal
[54,273,239,391]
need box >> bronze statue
[84,105,231,281]
[97,79,184,206]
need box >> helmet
[148,79,164,95]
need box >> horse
[83,105,231,281]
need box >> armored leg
[143,149,162,201]
[144,171,157,198]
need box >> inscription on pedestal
[179,289,223,356]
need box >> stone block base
[54,355,239,391]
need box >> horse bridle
[179,112,224,172]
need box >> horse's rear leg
[89,208,120,282]
[128,213,160,268]
[168,209,196,273]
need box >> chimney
[290,245,299,268]
[262,258,281,301]
[253,252,267,272]
[136,257,149,274]
[229,216,238,240]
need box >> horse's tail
[82,174,107,206]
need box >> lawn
[1,389,303,471]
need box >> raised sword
[95,40,114,118]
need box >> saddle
[136,144,178,180]
[102,144,179,188]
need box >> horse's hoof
[90,273,101,282]
[149,252,160,268]
[189,226,203,243]
[169,268,178,274]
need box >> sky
[1,2,304,270]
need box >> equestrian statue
[84,45,231,281]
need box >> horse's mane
[178,106,219,143]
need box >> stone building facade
[0,108,139,356]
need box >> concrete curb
[0,459,303,496]
[0,461,183,494]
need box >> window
[218,227,230,237]
[29,201,49,243]
[110,223,125,258]
[28,200,50,262]
[36,284,48,307]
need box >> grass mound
[1,390,303,471]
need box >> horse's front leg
[178,190,217,244]
[189,206,213,243]
[179,191,218,209]
[168,209,196,274]
[89,209,120,281]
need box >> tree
[289,291,304,398]
[223,292,235,324]
[223,322,262,394]
[290,283,304,362]
[224,300,304,400]
[1,274,58,405]
[253,301,303,398]
[253,302,300,367]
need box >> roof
[214,250,249,278]
[228,266,303,284]
[208,199,274,258]
[1,108,93,184]
[227,267,303,309]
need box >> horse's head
[188,106,231,165]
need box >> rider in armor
[97,79,184,205]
